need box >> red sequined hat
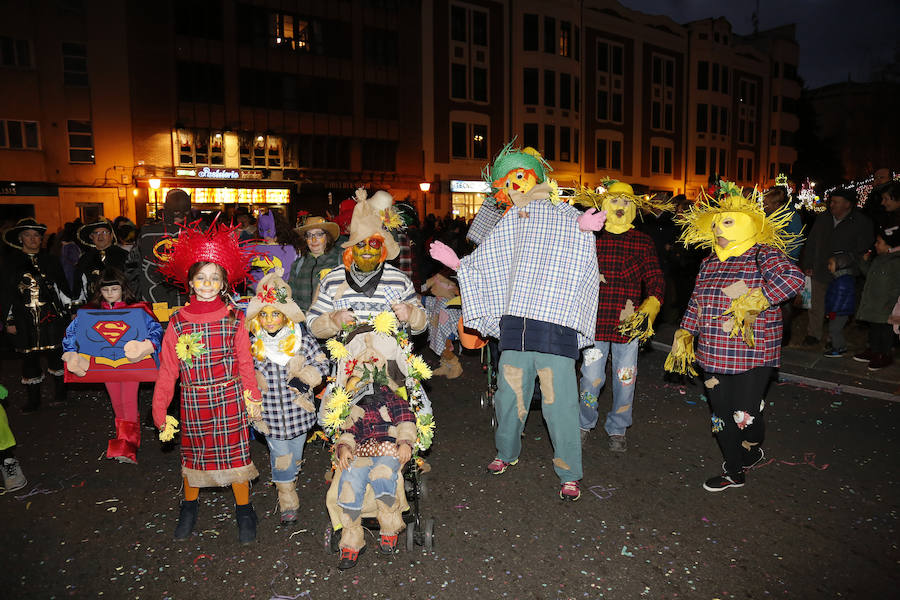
[157,220,258,291]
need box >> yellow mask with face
[602,182,639,234]
[711,211,757,260]
[350,236,386,272]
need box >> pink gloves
[577,207,607,232]
[429,241,460,271]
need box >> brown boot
[432,349,463,379]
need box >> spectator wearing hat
[73,218,129,303]
[288,216,343,312]
[853,223,900,371]
[800,188,873,346]
[1,218,73,412]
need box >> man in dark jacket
[800,189,873,345]
[73,219,128,303]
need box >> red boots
[106,419,140,464]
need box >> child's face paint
[258,306,286,334]
[191,263,224,301]
[100,285,123,304]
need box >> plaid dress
[157,305,260,487]
[680,246,804,374]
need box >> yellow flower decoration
[175,332,207,367]
[158,415,179,442]
[328,385,351,411]
[382,207,404,231]
[373,311,399,335]
[323,386,352,432]
[547,179,561,205]
[326,338,349,360]
[409,355,432,380]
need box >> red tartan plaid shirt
[342,387,416,447]
[680,245,804,374]
[593,229,665,343]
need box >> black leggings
[704,367,772,475]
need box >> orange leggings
[183,477,249,505]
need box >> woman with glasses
[288,216,344,312]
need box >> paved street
[1,346,897,599]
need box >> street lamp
[149,178,162,217]
[418,182,431,221]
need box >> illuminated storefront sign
[240,170,264,180]
[197,167,240,179]
[176,168,197,176]
[450,180,490,193]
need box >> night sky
[619,0,900,89]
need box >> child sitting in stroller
[319,312,434,570]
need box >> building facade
[1,0,798,232]
[422,0,799,217]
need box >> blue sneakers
[823,348,846,358]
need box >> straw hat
[3,218,47,249]
[245,267,305,324]
[295,215,339,241]
[340,188,400,260]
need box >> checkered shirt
[306,264,426,334]
[593,229,665,343]
[466,199,506,245]
[254,322,330,440]
[170,310,253,472]
[680,246,804,374]
[423,295,462,355]
[389,231,421,291]
[457,200,599,349]
[341,386,416,447]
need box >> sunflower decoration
[325,338,349,360]
[408,355,433,380]
[175,332,208,367]
[415,413,435,452]
[380,206,405,231]
[372,310,399,336]
[321,385,352,438]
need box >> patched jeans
[578,339,639,435]
[336,455,400,512]
[265,433,308,483]
[494,350,582,484]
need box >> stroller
[318,321,437,555]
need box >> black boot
[173,500,198,540]
[48,376,67,407]
[236,503,258,544]
[21,384,41,414]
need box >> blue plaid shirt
[457,200,599,349]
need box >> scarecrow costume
[319,313,434,570]
[664,182,804,492]
[2,218,73,412]
[573,182,666,451]
[305,188,426,340]
[245,268,330,524]
[431,141,605,501]
[150,221,263,543]
[421,272,463,378]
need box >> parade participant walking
[245,269,329,524]
[574,181,665,452]
[2,218,73,413]
[151,221,263,543]
[306,188,426,340]
[430,141,605,501]
[62,268,162,463]
[664,182,804,492]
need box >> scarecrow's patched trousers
[494,350,582,484]
[578,339,639,435]
[703,366,772,475]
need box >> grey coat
[800,209,874,283]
